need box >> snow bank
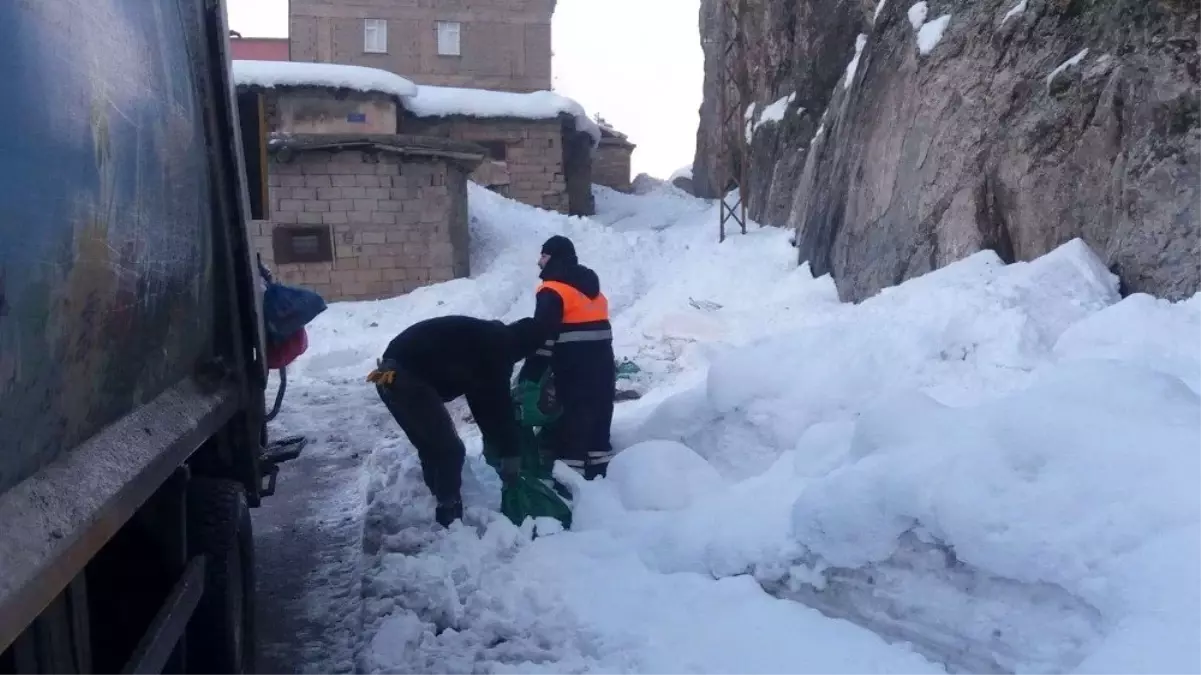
[843,34,869,89]
[916,14,951,54]
[405,85,601,146]
[669,164,693,182]
[907,1,928,30]
[753,93,799,134]
[290,169,1197,673]
[231,59,418,98]
[607,441,725,511]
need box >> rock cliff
[694,0,1199,301]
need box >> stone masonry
[252,139,479,302]
[592,134,635,193]
[289,0,555,93]
[404,115,568,212]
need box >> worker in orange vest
[518,235,616,479]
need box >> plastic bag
[266,326,308,370]
[500,474,573,530]
[258,255,327,344]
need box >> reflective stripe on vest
[538,280,610,324]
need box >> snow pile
[907,1,928,29]
[916,14,951,54]
[406,85,602,146]
[1047,48,1091,86]
[752,93,800,134]
[231,59,418,98]
[287,176,1199,674]
[905,3,950,55]
[843,34,869,89]
[668,164,693,182]
[1000,0,1027,25]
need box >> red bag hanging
[266,327,309,370]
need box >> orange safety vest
[537,281,610,324]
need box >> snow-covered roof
[405,85,601,146]
[669,164,693,182]
[231,60,418,99]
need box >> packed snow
[1047,48,1091,86]
[278,178,1200,674]
[405,85,601,146]
[873,0,889,24]
[753,93,800,135]
[669,165,693,182]
[843,34,869,90]
[907,1,928,30]
[916,14,951,54]
[1001,0,1027,25]
[231,60,418,98]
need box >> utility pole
[714,0,748,243]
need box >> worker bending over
[369,316,542,527]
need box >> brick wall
[592,139,634,193]
[405,116,568,213]
[290,0,554,93]
[254,149,471,302]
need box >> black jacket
[383,316,523,457]
[519,260,616,402]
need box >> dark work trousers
[541,394,615,480]
[376,369,465,506]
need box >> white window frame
[363,19,387,54]
[435,21,461,57]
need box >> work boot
[434,500,463,528]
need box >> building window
[273,225,334,264]
[478,141,507,162]
[436,21,461,56]
[364,19,387,54]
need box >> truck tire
[186,478,256,674]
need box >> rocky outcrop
[695,0,1200,302]
[693,0,863,207]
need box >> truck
[0,0,293,672]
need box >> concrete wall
[405,116,568,213]
[593,138,634,193]
[254,149,470,301]
[290,0,554,93]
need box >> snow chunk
[231,59,418,98]
[917,14,951,54]
[843,34,869,90]
[1046,48,1090,86]
[752,93,800,135]
[406,84,601,146]
[607,441,725,511]
[1001,0,1027,25]
[668,164,693,182]
[907,1,928,30]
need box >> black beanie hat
[541,235,577,263]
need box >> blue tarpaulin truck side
[0,1,288,672]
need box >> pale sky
[225,0,703,179]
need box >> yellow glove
[367,368,395,386]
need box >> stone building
[288,0,555,93]
[402,84,600,216]
[592,124,636,193]
[255,135,483,302]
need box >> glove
[367,358,398,386]
[498,455,522,485]
[366,368,395,386]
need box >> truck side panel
[0,0,221,494]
